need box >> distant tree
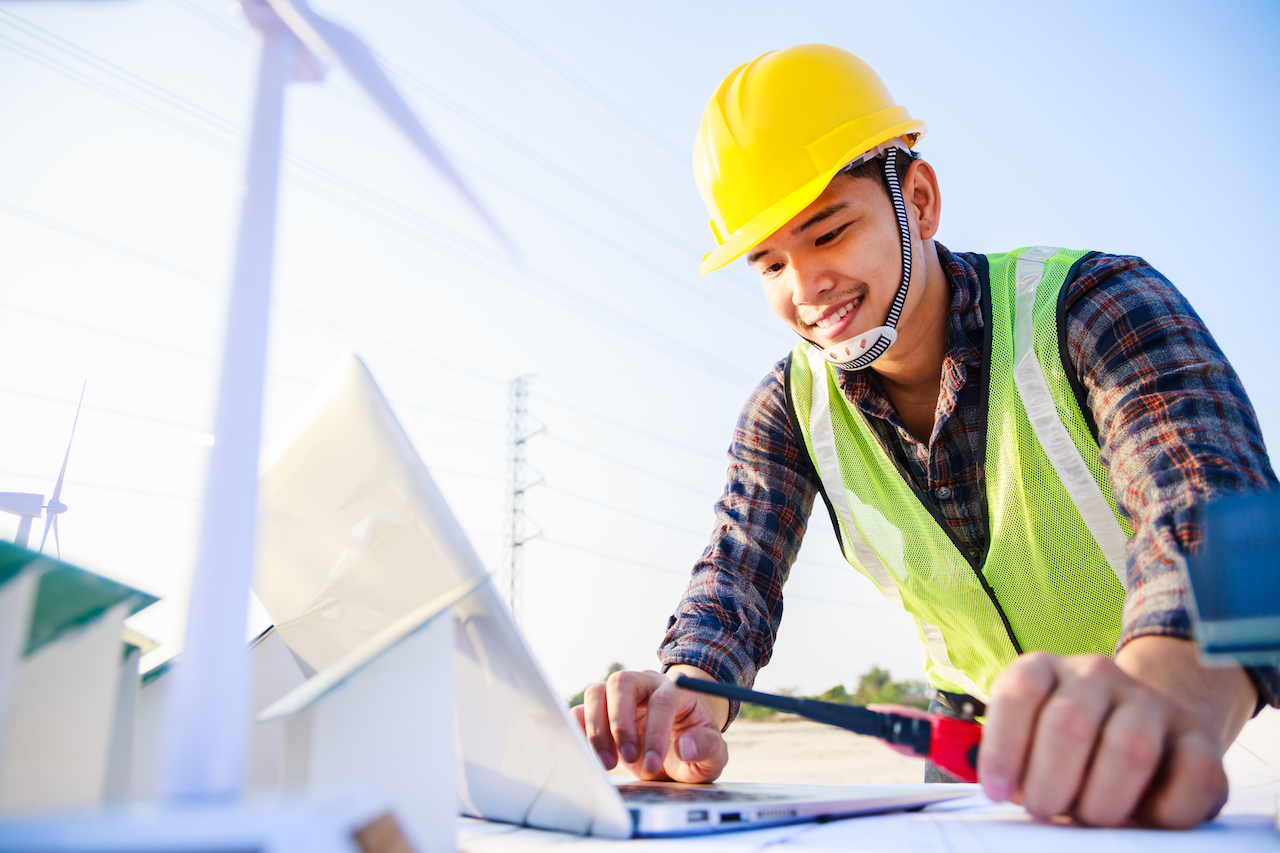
[809,667,932,711]
[735,701,777,720]
[568,662,625,708]
[816,683,853,704]
[852,666,896,705]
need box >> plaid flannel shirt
[658,244,1279,721]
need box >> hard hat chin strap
[817,146,913,371]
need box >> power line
[369,43,766,294]
[0,12,768,538]
[0,198,510,389]
[0,186,732,453]
[0,10,241,135]
[309,82,775,336]
[543,485,709,541]
[537,539,894,611]
[542,433,714,497]
[0,200,222,286]
[427,466,503,483]
[159,0,766,302]
[0,301,211,363]
[165,0,251,42]
[0,385,204,433]
[0,17,753,383]
[453,0,685,164]
[536,391,721,461]
[0,355,875,609]
[0,469,197,503]
[540,537,687,576]
[0,297,715,498]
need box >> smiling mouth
[808,296,863,331]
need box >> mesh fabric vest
[785,247,1133,699]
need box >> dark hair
[836,146,920,198]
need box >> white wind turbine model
[0,383,85,557]
[157,0,514,807]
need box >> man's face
[747,172,917,350]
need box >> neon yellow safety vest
[786,247,1134,700]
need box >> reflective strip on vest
[805,347,988,700]
[805,347,902,606]
[1012,247,1128,587]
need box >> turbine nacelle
[241,0,326,83]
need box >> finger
[583,682,618,770]
[1073,698,1167,826]
[1138,728,1228,830]
[639,679,680,778]
[979,652,1059,803]
[665,726,729,783]
[1020,659,1114,818]
[605,671,652,769]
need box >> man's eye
[815,223,848,246]
[764,262,784,275]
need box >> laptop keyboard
[617,784,788,803]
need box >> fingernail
[678,733,698,761]
[620,743,639,764]
[598,750,616,770]
[985,776,1012,802]
[644,750,662,774]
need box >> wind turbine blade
[41,382,84,556]
[49,381,86,507]
[38,511,53,555]
[265,0,519,259]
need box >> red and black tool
[673,675,983,783]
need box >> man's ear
[904,159,941,241]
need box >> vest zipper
[971,255,1023,656]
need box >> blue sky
[0,0,1276,698]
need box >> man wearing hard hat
[577,44,1278,828]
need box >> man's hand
[572,665,729,782]
[978,638,1256,828]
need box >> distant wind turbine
[38,382,85,558]
[0,382,85,557]
[158,0,515,805]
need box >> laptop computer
[253,353,977,838]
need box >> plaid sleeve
[1063,255,1279,708]
[657,358,819,725]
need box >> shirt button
[935,486,953,500]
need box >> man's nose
[790,260,836,306]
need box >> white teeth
[814,300,857,329]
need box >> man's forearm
[1115,634,1256,749]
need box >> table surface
[458,793,1278,853]
[458,709,1280,853]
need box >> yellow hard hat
[693,44,926,274]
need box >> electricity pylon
[504,374,543,627]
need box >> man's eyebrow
[748,201,851,264]
[791,202,849,236]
